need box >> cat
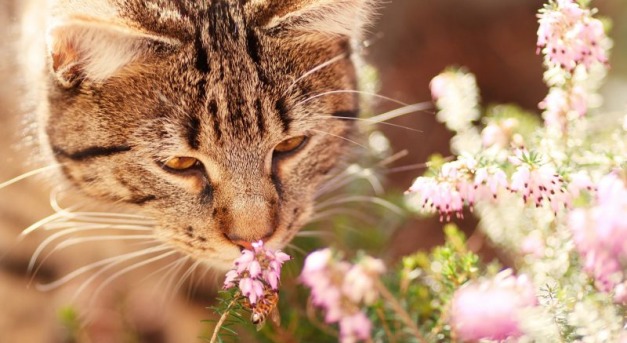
[36,0,376,271]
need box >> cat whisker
[294,230,335,239]
[0,164,62,190]
[20,209,80,237]
[316,151,408,199]
[308,208,374,225]
[285,243,307,257]
[171,260,202,302]
[309,128,367,149]
[43,222,154,231]
[318,115,424,133]
[36,244,170,292]
[314,195,403,215]
[296,89,409,108]
[87,249,178,305]
[148,255,189,295]
[161,257,190,301]
[28,225,153,274]
[283,53,346,96]
[368,101,433,124]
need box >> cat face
[42,0,373,268]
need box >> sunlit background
[0,1,625,342]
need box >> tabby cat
[39,0,375,270]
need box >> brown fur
[41,0,373,269]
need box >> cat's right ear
[47,18,178,87]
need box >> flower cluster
[300,249,385,343]
[569,173,627,302]
[430,70,480,132]
[450,271,538,341]
[407,156,508,221]
[223,241,291,305]
[537,0,608,71]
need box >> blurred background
[1,0,626,342]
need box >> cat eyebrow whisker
[318,115,424,133]
[283,53,346,97]
[369,102,434,124]
[295,90,409,108]
[35,244,171,293]
[309,129,367,149]
[0,164,63,190]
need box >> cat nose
[225,233,272,251]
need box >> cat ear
[47,17,178,87]
[263,0,377,39]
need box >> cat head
[43,0,376,269]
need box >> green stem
[210,299,237,343]
[375,279,427,343]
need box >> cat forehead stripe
[52,145,132,161]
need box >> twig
[210,299,237,343]
[374,279,427,343]
[376,306,397,343]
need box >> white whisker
[0,164,62,190]
[55,235,156,250]
[309,208,374,224]
[172,260,201,301]
[319,115,424,133]
[87,249,178,303]
[296,90,409,108]
[368,102,433,124]
[284,53,346,96]
[314,195,403,215]
[36,244,169,292]
[43,222,153,231]
[310,129,366,149]
[294,231,334,238]
[286,243,307,256]
[20,209,79,237]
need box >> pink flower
[300,249,385,342]
[569,173,627,297]
[223,240,291,305]
[539,86,588,129]
[339,312,372,343]
[508,151,570,213]
[407,157,508,221]
[537,0,608,71]
[451,272,537,342]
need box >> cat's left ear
[47,17,178,87]
[262,0,377,39]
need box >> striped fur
[41,0,373,269]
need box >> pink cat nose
[232,239,254,250]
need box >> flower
[430,70,481,132]
[569,173,627,297]
[223,241,291,305]
[450,271,538,342]
[300,249,385,343]
[508,150,571,214]
[407,156,507,221]
[537,0,608,72]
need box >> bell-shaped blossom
[450,272,538,342]
[537,0,608,71]
[223,241,291,305]
[430,70,481,132]
[407,156,508,221]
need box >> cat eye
[163,156,200,171]
[274,136,307,154]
